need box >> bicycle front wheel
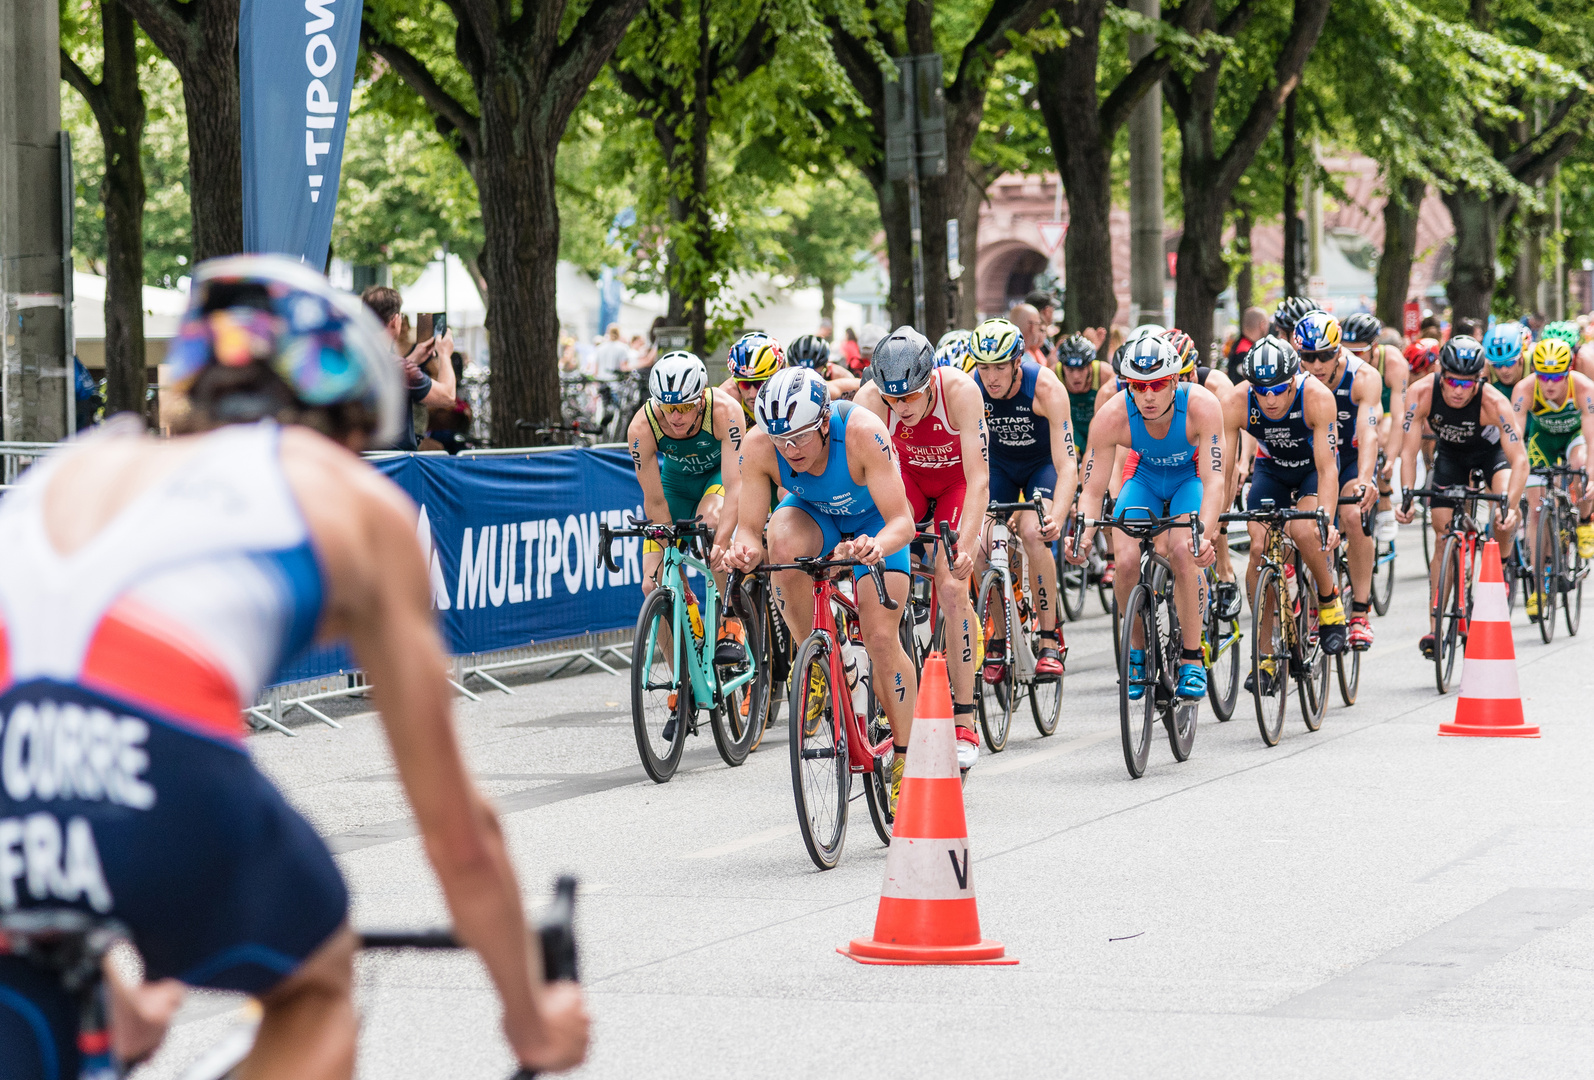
[976,571,1014,752]
[1118,584,1157,778]
[710,583,770,767]
[1564,513,1584,636]
[1434,536,1465,693]
[1536,507,1558,645]
[1206,601,1242,722]
[1059,540,1087,622]
[789,633,849,870]
[1335,559,1359,707]
[1251,566,1287,747]
[632,588,689,783]
[1372,538,1396,616]
[1296,568,1329,731]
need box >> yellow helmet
[970,318,1025,365]
[1531,337,1573,376]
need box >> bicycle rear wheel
[1371,539,1395,616]
[710,584,770,767]
[1118,584,1158,778]
[1434,536,1465,693]
[1154,573,1195,762]
[1565,513,1584,636]
[1296,568,1329,732]
[863,723,895,847]
[976,571,1014,752]
[1536,508,1558,644]
[1205,601,1242,722]
[789,633,849,870]
[1335,558,1359,706]
[1058,537,1087,622]
[631,589,689,783]
[1097,533,1115,613]
[1029,637,1064,737]
[1251,566,1287,747]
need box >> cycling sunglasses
[770,424,823,451]
[657,399,703,415]
[1254,381,1294,397]
[1487,355,1521,367]
[1537,370,1569,382]
[735,378,769,392]
[1441,375,1480,390]
[1300,348,1338,364]
[1126,376,1175,394]
[882,387,929,406]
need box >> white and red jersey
[888,368,965,489]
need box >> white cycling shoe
[955,725,980,773]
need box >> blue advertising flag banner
[269,448,661,687]
[240,0,362,267]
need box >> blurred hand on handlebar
[1497,505,1520,534]
[507,981,589,1073]
[1064,524,1093,565]
[1357,483,1377,514]
[1037,511,1061,543]
[949,549,974,580]
[1396,500,1415,525]
[726,537,763,572]
[1323,523,1341,550]
[833,535,881,565]
[1193,534,1216,569]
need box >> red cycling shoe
[1348,615,1374,651]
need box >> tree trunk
[1173,182,1230,357]
[957,171,985,327]
[100,0,148,419]
[123,0,243,260]
[1512,206,1541,317]
[1233,209,1253,313]
[1442,187,1504,325]
[1282,91,1300,297]
[820,280,835,324]
[1375,176,1424,328]
[688,0,711,354]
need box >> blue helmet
[1292,310,1342,357]
[1482,322,1527,366]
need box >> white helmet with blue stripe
[754,366,830,437]
[649,350,708,404]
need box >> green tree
[778,171,881,323]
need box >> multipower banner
[240,0,363,266]
[273,449,658,687]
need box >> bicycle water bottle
[1284,562,1298,610]
[990,521,1010,572]
[841,638,870,719]
[683,583,706,642]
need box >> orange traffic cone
[839,653,1016,965]
[1440,540,1538,737]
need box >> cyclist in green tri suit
[628,351,748,663]
[1057,333,1111,457]
[1511,338,1594,618]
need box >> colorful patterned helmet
[754,366,830,437]
[166,254,402,444]
[786,334,831,370]
[648,351,708,404]
[1542,321,1581,350]
[1482,322,1527,366]
[1292,310,1342,359]
[1055,334,1097,369]
[1340,312,1382,346]
[727,331,785,381]
[1531,337,1574,376]
[1244,336,1301,388]
[1271,296,1323,338]
[934,329,974,372]
[1438,335,1487,377]
[969,318,1025,365]
[1162,329,1199,373]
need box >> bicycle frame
[798,575,894,774]
[642,544,757,710]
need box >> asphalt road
[140,523,1594,1079]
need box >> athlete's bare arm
[626,410,671,527]
[1396,377,1434,521]
[1065,395,1130,560]
[1382,346,1410,456]
[1353,365,1382,504]
[286,429,587,1073]
[713,393,745,552]
[838,408,916,564]
[1219,382,1252,510]
[728,431,779,569]
[1304,379,1341,526]
[1032,365,1079,534]
[1183,384,1227,560]
[1482,384,1528,524]
[944,370,990,573]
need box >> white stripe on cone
[880,836,974,901]
[1470,580,1510,623]
[1458,657,1523,700]
[902,713,957,779]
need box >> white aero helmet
[1127,323,1166,342]
[754,366,830,437]
[1119,334,1182,381]
[648,350,709,404]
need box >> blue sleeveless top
[779,401,872,518]
[1127,384,1197,474]
[977,361,1051,467]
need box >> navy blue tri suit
[976,361,1056,503]
[1247,374,1336,510]
[1328,355,1368,489]
[776,401,911,578]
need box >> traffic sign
[1038,221,1066,254]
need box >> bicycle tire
[1118,584,1157,778]
[745,584,783,752]
[1537,506,1558,645]
[1154,571,1196,762]
[1335,559,1359,706]
[863,747,895,847]
[1251,565,1287,747]
[1372,538,1395,616]
[1205,596,1242,722]
[1565,512,1584,637]
[1296,564,1329,732]
[1434,535,1465,693]
[1059,540,1087,622]
[1097,533,1114,614]
[631,589,689,783]
[976,571,1014,752]
[1421,499,1432,566]
[788,633,849,870]
[709,584,769,767]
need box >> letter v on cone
[839,652,1015,965]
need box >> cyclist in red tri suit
[855,328,990,771]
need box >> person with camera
[360,286,456,451]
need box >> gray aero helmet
[648,350,709,404]
[870,326,936,396]
[754,366,831,437]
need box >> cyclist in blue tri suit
[726,366,917,809]
[1221,335,1347,687]
[1069,335,1227,699]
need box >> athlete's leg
[1290,494,1337,596]
[767,503,827,642]
[1490,465,1516,554]
[1426,505,1455,639]
[106,968,184,1065]
[239,925,358,1080]
[1161,524,1205,652]
[1341,476,1374,605]
[858,568,915,745]
[1013,495,1059,637]
[696,488,726,590]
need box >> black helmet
[1438,334,1487,377]
[1271,296,1323,338]
[870,326,936,396]
[1055,334,1097,368]
[1340,312,1382,346]
[787,334,831,370]
[1245,335,1301,388]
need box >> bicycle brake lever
[938,521,957,562]
[869,563,898,610]
[598,524,620,575]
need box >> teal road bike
[600,518,770,782]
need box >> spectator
[1419,315,1443,342]
[855,323,887,374]
[1107,324,1127,356]
[423,351,473,455]
[818,318,834,341]
[1226,305,1268,382]
[559,336,580,373]
[1453,316,1483,340]
[360,285,455,452]
[1024,289,1059,362]
[590,323,633,377]
[1009,303,1049,367]
[840,326,862,370]
[73,356,103,431]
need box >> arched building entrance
[975,241,1050,319]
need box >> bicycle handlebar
[1220,504,1330,548]
[598,516,713,574]
[1074,513,1205,559]
[987,500,1047,516]
[754,557,898,610]
[1402,486,1507,514]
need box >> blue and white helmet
[754,366,830,437]
[648,350,709,404]
[1120,334,1182,381]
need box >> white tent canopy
[71,271,187,341]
